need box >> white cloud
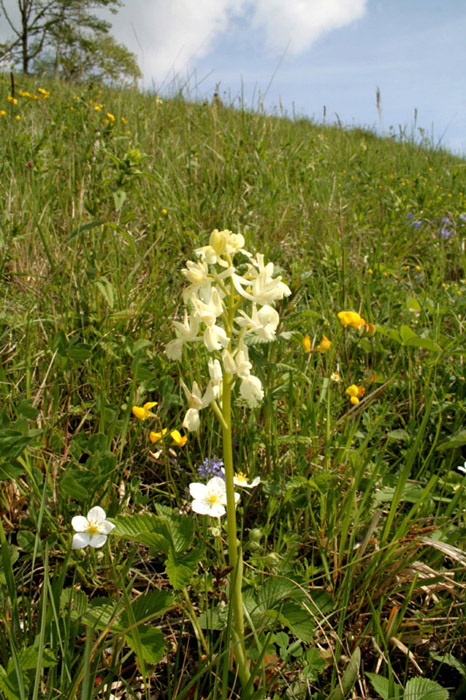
[251,0,368,54]
[106,0,246,86]
[106,0,368,85]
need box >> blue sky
[110,0,466,156]
[1,0,465,156]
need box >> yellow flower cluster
[338,311,376,337]
[131,401,188,449]
[303,334,332,353]
[345,384,365,405]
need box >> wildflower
[7,96,18,105]
[0,110,6,117]
[181,381,216,431]
[346,384,364,405]
[315,335,331,352]
[121,117,127,124]
[240,374,264,406]
[132,401,157,420]
[234,473,261,488]
[439,217,454,240]
[330,372,341,382]
[150,428,167,443]
[106,112,115,122]
[71,506,115,549]
[198,455,225,480]
[364,323,376,338]
[338,311,366,329]
[170,429,187,447]
[38,88,50,98]
[161,208,168,215]
[189,476,239,517]
[457,462,466,475]
[302,335,311,353]
[15,115,20,121]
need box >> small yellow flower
[170,429,187,447]
[121,116,127,124]
[150,428,167,443]
[94,104,102,112]
[7,96,18,105]
[350,396,359,405]
[38,88,50,98]
[302,334,311,353]
[330,372,341,382]
[132,401,157,420]
[106,112,115,122]
[338,311,366,329]
[0,110,6,117]
[15,115,20,121]
[315,335,331,352]
[346,385,359,398]
[161,208,168,215]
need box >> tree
[0,0,137,81]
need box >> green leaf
[131,590,173,622]
[0,665,22,700]
[400,325,418,344]
[112,190,127,212]
[405,336,441,352]
[94,277,115,309]
[66,343,92,361]
[279,601,314,643]
[327,647,360,700]
[387,430,410,442]
[16,646,56,670]
[366,672,402,700]
[155,505,195,552]
[124,626,166,665]
[165,548,199,590]
[112,514,172,553]
[430,652,466,677]
[69,220,105,240]
[437,429,466,451]
[0,430,38,460]
[404,677,448,700]
[60,471,90,500]
[0,463,25,481]
[60,588,88,620]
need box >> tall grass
[0,73,465,699]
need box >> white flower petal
[189,482,207,499]
[71,516,89,532]
[88,534,108,548]
[99,520,115,535]
[183,408,200,431]
[72,532,91,549]
[87,506,107,522]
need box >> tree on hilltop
[0,0,140,85]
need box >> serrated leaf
[60,588,88,620]
[165,548,199,590]
[112,514,172,553]
[280,601,314,643]
[124,626,166,665]
[94,277,115,309]
[404,677,448,700]
[131,590,173,622]
[155,505,195,552]
[16,646,56,670]
[366,672,402,700]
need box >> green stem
[222,371,250,686]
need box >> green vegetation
[0,73,465,699]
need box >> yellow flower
[150,428,167,443]
[302,334,311,353]
[170,429,187,447]
[346,384,365,404]
[338,311,366,329]
[346,385,359,398]
[315,335,331,352]
[364,323,376,338]
[0,110,6,117]
[15,115,20,121]
[38,88,50,98]
[121,116,127,124]
[7,96,18,105]
[161,208,168,215]
[106,112,115,122]
[330,372,341,382]
[132,401,157,420]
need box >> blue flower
[197,455,225,480]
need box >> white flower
[166,311,200,359]
[165,338,184,361]
[240,374,264,405]
[457,461,466,475]
[71,506,115,549]
[203,324,229,352]
[189,476,240,517]
[222,348,236,375]
[235,304,279,341]
[233,254,291,305]
[233,473,261,488]
[208,357,223,387]
[181,380,217,431]
[235,348,252,380]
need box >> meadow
[0,74,465,700]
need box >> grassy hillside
[0,74,465,699]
